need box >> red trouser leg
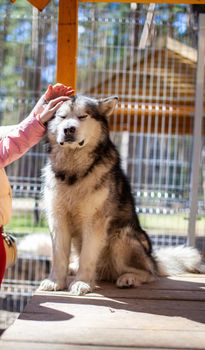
[0,232,6,284]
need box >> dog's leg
[69,227,106,296]
[39,214,71,291]
[110,228,157,288]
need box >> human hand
[44,83,74,102]
[31,84,74,117]
[39,96,69,125]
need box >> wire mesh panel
[0,254,50,332]
[1,2,204,243]
[0,1,205,331]
[0,0,57,331]
[0,1,58,236]
[77,3,205,247]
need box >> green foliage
[5,211,48,234]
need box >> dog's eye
[78,115,88,120]
[58,115,66,119]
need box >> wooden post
[56,0,78,89]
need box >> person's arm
[0,95,70,168]
[0,84,74,141]
[0,115,45,168]
[0,125,17,139]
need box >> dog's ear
[98,96,118,117]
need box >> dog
[39,95,204,295]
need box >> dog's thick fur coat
[39,95,203,295]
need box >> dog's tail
[153,246,205,276]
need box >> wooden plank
[24,292,205,313]
[36,277,205,294]
[2,293,205,349]
[1,276,205,349]
[109,111,196,135]
[56,0,78,89]
[0,342,142,350]
[34,274,205,300]
[34,283,205,301]
[167,37,197,63]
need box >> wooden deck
[1,274,205,350]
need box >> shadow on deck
[0,274,205,350]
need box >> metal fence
[0,1,205,331]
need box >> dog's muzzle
[59,126,84,146]
[64,126,76,136]
[59,126,76,145]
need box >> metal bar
[56,0,78,89]
[188,13,205,246]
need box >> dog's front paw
[68,281,92,296]
[38,278,66,291]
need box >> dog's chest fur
[43,145,113,225]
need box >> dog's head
[47,95,118,149]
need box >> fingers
[47,84,52,92]
[53,83,73,90]
[39,100,65,124]
[57,87,74,97]
[65,88,74,96]
[39,90,72,124]
[48,96,70,107]
[44,83,74,105]
[44,84,53,100]
[52,83,74,97]
[51,100,65,113]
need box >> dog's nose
[64,126,76,135]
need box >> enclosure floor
[0,274,205,350]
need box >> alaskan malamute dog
[39,95,203,295]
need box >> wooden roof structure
[86,37,204,134]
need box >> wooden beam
[56,0,78,89]
[10,0,205,4]
[109,112,197,135]
[109,104,205,134]
[27,0,50,11]
[10,0,50,10]
[80,0,205,3]
[138,3,155,49]
[166,37,197,62]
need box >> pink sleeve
[0,114,46,168]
